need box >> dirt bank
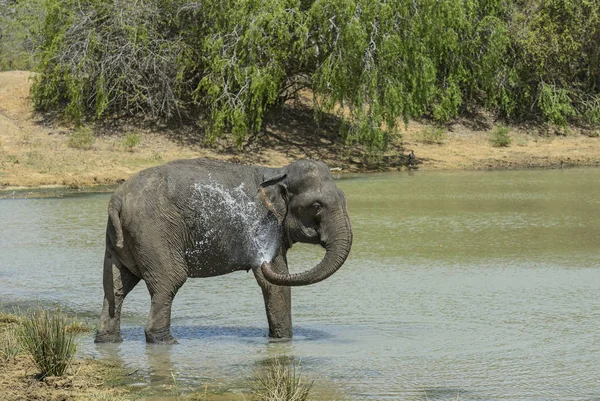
[1,71,599,190]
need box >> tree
[30,0,600,152]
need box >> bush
[67,127,95,150]
[489,126,511,147]
[122,132,141,152]
[19,307,76,378]
[250,357,313,401]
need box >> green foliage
[31,0,190,124]
[509,0,600,125]
[29,0,600,153]
[0,0,45,71]
[19,307,76,378]
[489,126,511,147]
[122,132,141,152]
[68,127,95,150]
[418,126,446,144]
[195,0,309,146]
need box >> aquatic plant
[249,357,313,401]
[19,307,77,378]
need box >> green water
[1,168,599,400]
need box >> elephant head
[258,159,353,286]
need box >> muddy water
[1,168,599,400]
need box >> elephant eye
[312,202,322,214]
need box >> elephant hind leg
[95,251,140,343]
[143,258,187,344]
[144,291,181,344]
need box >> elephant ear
[258,173,288,224]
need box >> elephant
[94,158,353,344]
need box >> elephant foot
[268,328,292,340]
[94,331,123,343]
[145,327,178,344]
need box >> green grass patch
[489,126,511,147]
[68,127,95,150]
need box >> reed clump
[19,307,77,378]
[249,357,313,401]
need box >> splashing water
[188,180,279,269]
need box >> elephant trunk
[261,210,352,286]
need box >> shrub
[418,126,446,144]
[250,357,313,401]
[67,127,95,150]
[489,126,511,147]
[122,132,141,152]
[19,307,76,378]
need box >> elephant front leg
[253,253,292,339]
[96,251,140,343]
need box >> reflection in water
[1,168,600,400]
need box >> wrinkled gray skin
[95,158,352,344]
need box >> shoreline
[1,70,599,191]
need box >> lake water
[1,168,599,400]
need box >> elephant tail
[108,196,124,249]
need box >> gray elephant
[95,158,352,344]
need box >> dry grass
[0,312,22,324]
[65,320,93,334]
[0,326,20,362]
